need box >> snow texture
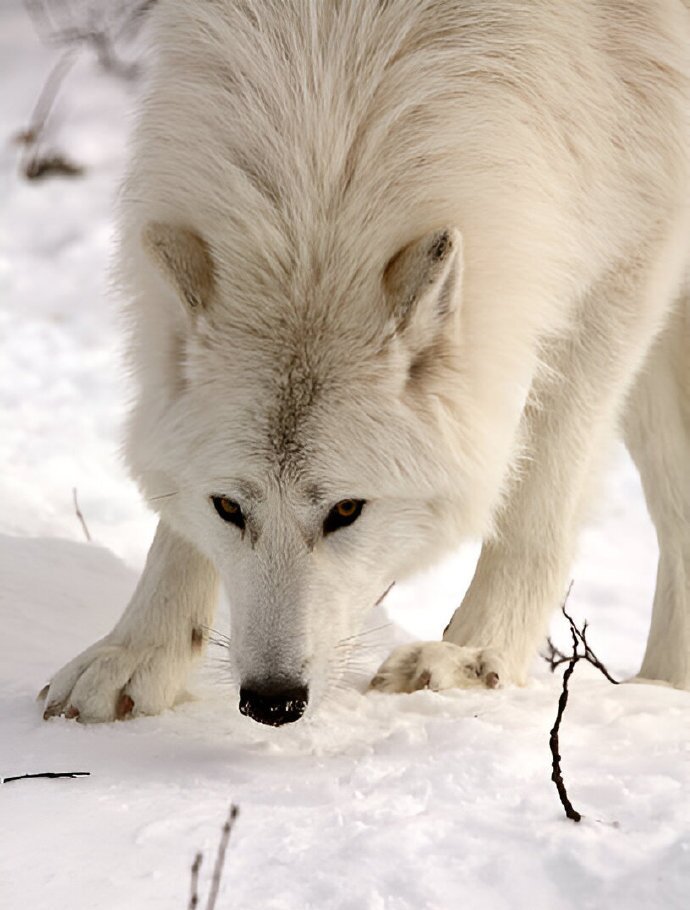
[1,5,688,908]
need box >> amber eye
[211,496,245,530]
[323,499,365,535]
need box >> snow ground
[1,5,688,908]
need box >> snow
[1,5,688,908]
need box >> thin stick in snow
[14,48,84,180]
[18,0,159,179]
[187,805,240,910]
[2,771,90,783]
[542,637,571,672]
[548,623,582,822]
[72,487,91,542]
[545,583,620,823]
[15,49,77,147]
[188,853,202,910]
[205,804,239,910]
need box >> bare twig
[374,581,396,608]
[549,623,582,822]
[188,853,202,910]
[562,606,620,686]
[14,48,77,147]
[24,153,83,179]
[188,805,240,910]
[206,804,239,910]
[546,583,620,822]
[16,0,159,179]
[14,48,83,179]
[89,30,137,79]
[2,771,90,783]
[24,0,158,75]
[542,637,571,672]
[72,487,92,542]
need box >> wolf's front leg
[374,226,688,693]
[447,246,690,685]
[41,522,218,722]
[371,357,587,694]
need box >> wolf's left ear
[383,227,463,349]
[142,221,215,313]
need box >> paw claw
[116,693,135,720]
[416,669,432,690]
[43,701,62,720]
[485,671,500,689]
[368,674,386,691]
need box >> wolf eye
[323,499,365,535]
[211,496,245,530]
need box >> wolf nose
[238,683,309,726]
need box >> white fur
[44,0,690,721]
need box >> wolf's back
[119,0,690,338]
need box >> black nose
[238,683,309,727]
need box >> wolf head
[124,219,496,724]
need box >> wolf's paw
[39,635,192,723]
[368,641,504,694]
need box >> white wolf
[43,0,690,725]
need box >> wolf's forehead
[199,279,390,482]
[265,354,320,473]
[234,309,374,472]
[262,329,366,479]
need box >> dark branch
[24,153,84,180]
[17,0,160,180]
[542,637,571,672]
[205,804,239,910]
[188,853,202,910]
[548,625,582,822]
[187,804,240,910]
[561,605,620,685]
[14,49,77,147]
[546,583,620,822]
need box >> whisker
[339,658,373,669]
[337,622,393,646]
[200,624,230,636]
[200,624,232,645]
[334,640,380,655]
[207,638,231,650]
[145,491,180,504]
[374,581,396,607]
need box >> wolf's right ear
[142,221,215,313]
[383,227,462,350]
